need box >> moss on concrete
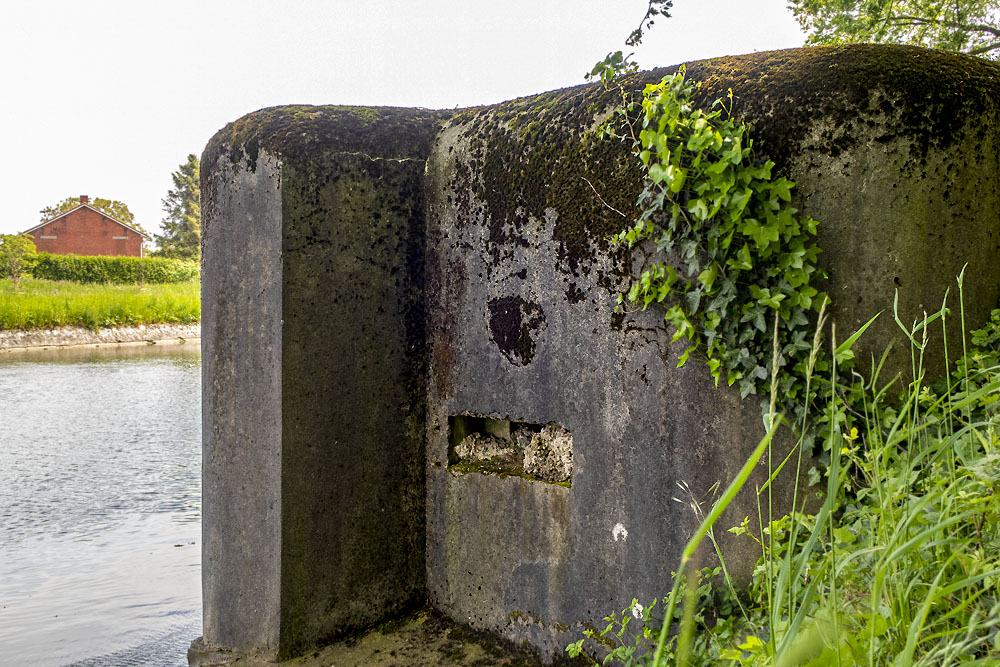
[276,143,435,657]
[223,608,546,667]
[447,463,572,488]
[445,82,639,273]
[202,105,453,176]
[438,44,1000,276]
[682,45,1000,170]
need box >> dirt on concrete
[192,609,544,667]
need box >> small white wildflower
[631,602,643,619]
[612,523,628,542]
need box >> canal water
[0,344,202,666]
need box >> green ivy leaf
[697,263,718,291]
[688,198,709,221]
[772,177,792,201]
[729,244,753,271]
[648,162,668,184]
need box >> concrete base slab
[188,636,240,666]
[189,610,553,667]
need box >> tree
[625,0,673,47]
[788,0,1000,58]
[0,234,37,287]
[154,154,200,260]
[588,0,673,84]
[39,196,150,236]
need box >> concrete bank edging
[0,323,201,353]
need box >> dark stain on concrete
[487,296,546,366]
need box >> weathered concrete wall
[198,45,1000,665]
[422,44,1000,660]
[198,106,450,661]
[201,147,283,655]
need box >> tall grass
[569,277,1000,665]
[0,277,200,331]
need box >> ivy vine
[606,67,830,420]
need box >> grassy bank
[571,288,1000,665]
[0,278,200,331]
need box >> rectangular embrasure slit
[448,414,572,485]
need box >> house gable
[23,204,149,239]
[22,204,148,257]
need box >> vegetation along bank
[0,241,200,348]
[0,272,199,326]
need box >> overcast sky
[0,1,805,238]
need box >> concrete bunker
[193,45,1000,665]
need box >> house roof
[22,203,151,239]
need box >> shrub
[31,252,199,284]
[0,234,38,287]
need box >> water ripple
[0,346,202,666]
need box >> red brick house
[23,196,149,257]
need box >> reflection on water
[0,343,202,667]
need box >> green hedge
[31,253,199,284]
